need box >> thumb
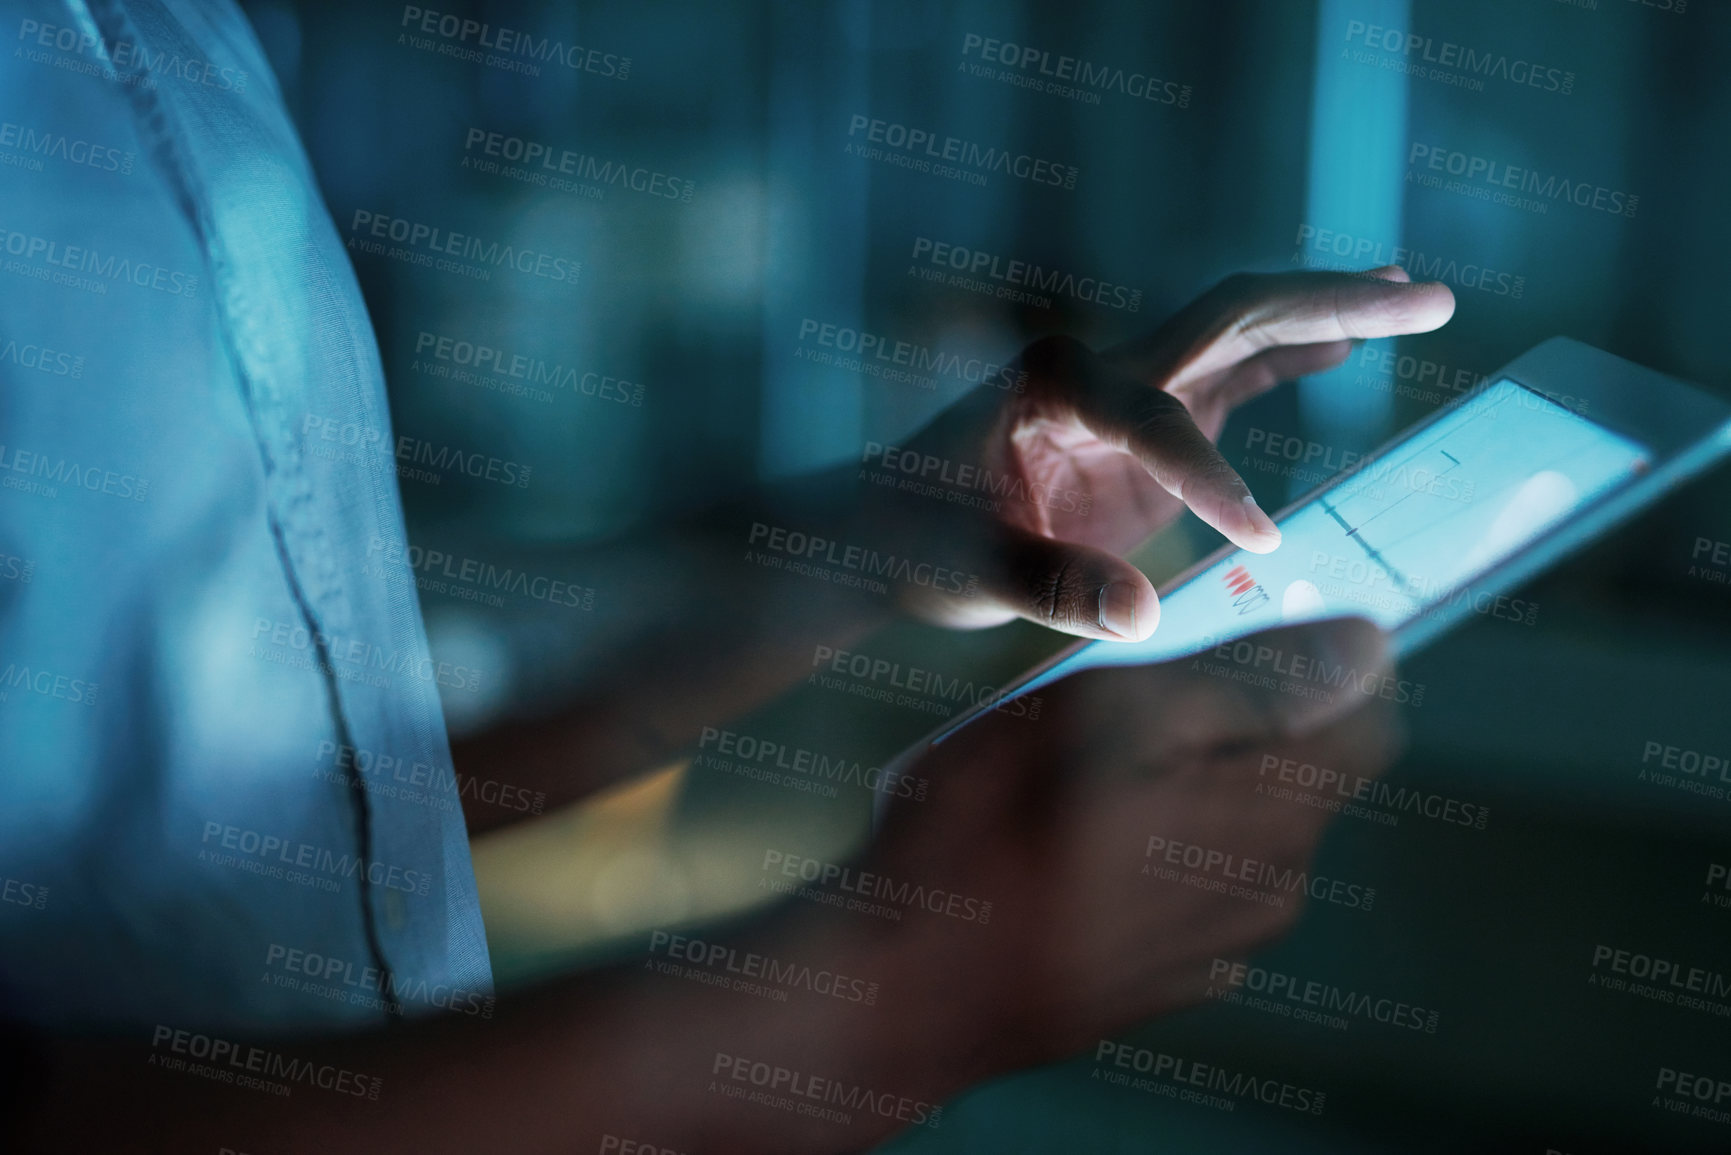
[1171,616,1397,744]
[946,522,1162,642]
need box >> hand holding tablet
[923,336,1731,746]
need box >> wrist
[759,884,1031,1112]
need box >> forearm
[453,559,892,831]
[452,462,902,829]
[19,903,995,1154]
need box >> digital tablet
[896,336,1731,764]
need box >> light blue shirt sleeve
[0,0,492,1032]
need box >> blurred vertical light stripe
[1297,0,1410,496]
[756,2,872,480]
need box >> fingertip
[1365,277,1455,336]
[1410,279,1457,328]
[1238,495,1282,553]
[1356,267,1455,332]
[1412,277,1454,316]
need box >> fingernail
[1098,582,1141,640]
[1242,496,1282,549]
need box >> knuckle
[1019,333,1096,380]
[1121,388,1191,436]
[1362,288,1422,335]
[1231,304,1282,352]
[1218,692,1297,751]
[1192,454,1240,486]
[1193,457,1247,501]
[1329,283,1364,340]
[1029,555,1087,627]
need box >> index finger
[1021,335,1284,553]
[1105,269,1456,391]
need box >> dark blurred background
[243,0,1731,1150]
